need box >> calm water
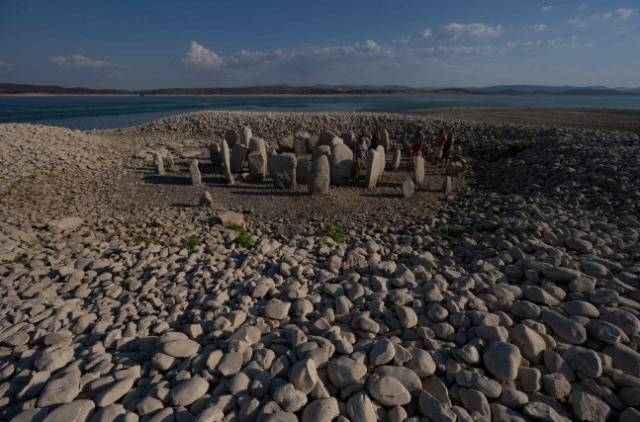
[1,95,639,131]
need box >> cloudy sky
[1,0,639,90]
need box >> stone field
[0,110,639,422]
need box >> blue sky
[0,0,638,89]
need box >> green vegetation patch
[228,223,244,232]
[438,224,466,239]
[2,253,31,269]
[234,230,254,248]
[184,234,202,250]
[133,236,154,246]
[316,224,345,242]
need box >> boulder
[152,152,164,175]
[306,134,320,152]
[278,135,295,152]
[268,154,297,189]
[199,191,213,206]
[446,162,463,176]
[442,176,452,195]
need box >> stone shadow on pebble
[229,190,301,197]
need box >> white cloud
[579,4,587,10]
[524,24,548,33]
[603,8,635,20]
[567,18,589,28]
[182,41,225,68]
[541,6,552,12]
[437,23,503,41]
[51,54,118,68]
[393,35,414,44]
[420,29,433,38]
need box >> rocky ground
[0,110,639,422]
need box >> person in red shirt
[433,129,446,165]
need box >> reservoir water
[1,95,639,131]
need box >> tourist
[433,129,446,165]
[441,132,455,169]
[411,125,425,156]
[353,134,369,181]
[370,130,381,150]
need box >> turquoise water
[1,95,639,130]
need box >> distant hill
[0,83,129,95]
[1,82,638,96]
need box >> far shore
[415,107,640,133]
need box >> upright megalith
[331,143,353,186]
[225,129,240,147]
[341,131,356,150]
[393,149,401,171]
[240,126,253,146]
[267,153,297,189]
[414,156,425,186]
[278,134,295,152]
[208,143,222,166]
[309,155,330,195]
[248,152,267,180]
[230,143,249,174]
[165,152,177,171]
[221,140,234,185]
[381,128,390,151]
[306,134,320,153]
[297,159,310,185]
[375,145,386,182]
[442,176,452,196]
[365,149,382,189]
[153,152,165,175]
[318,130,338,147]
[190,159,202,185]
[402,179,415,198]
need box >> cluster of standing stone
[152,124,466,200]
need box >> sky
[0,0,639,90]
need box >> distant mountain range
[1,82,639,96]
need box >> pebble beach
[1,110,639,422]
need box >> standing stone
[365,149,381,189]
[208,143,222,166]
[199,191,213,207]
[393,149,401,171]
[341,131,356,149]
[312,145,332,162]
[442,176,452,195]
[153,152,164,175]
[376,145,385,181]
[230,143,249,173]
[268,154,297,189]
[221,140,234,184]
[402,179,415,198]
[380,128,390,151]
[294,138,307,154]
[296,158,309,185]
[249,137,268,156]
[331,143,353,185]
[306,134,320,152]
[240,126,252,146]
[190,159,201,185]
[278,135,295,152]
[248,151,267,180]
[165,151,177,171]
[309,155,330,195]
[225,129,240,147]
[414,156,425,186]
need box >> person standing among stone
[370,130,381,150]
[411,125,425,157]
[441,132,455,169]
[433,128,446,165]
[353,134,369,182]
